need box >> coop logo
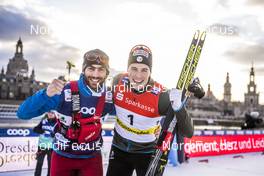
[80,107,96,115]
[7,129,30,136]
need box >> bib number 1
[127,114,134,126]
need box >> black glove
[188,77,205,99]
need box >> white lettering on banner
[7,129,30,136]
[184,141,219,154]
[80,107,96,115]
[185,135,264,157]
[252,138,264,149]
[220,139,238,151]
[125,98,155,113]
[238,138,251,149]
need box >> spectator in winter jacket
[33,111,57,176]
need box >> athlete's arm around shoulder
[158,91,194,138]
[112,73,124,87]
[17,79,64,119]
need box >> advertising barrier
[0,137,38,172]
[0,128,113,172]
[1,128,264,172]
[184,130,264,157]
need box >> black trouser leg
[47,150,52,176]
[134,153,152,176]
[106,146,134,176]
[34,148,47,176]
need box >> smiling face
[127,63,151,90]
[84,64,107,91]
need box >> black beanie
[128,44,152,72]
[82,49,109,74]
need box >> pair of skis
[145,30,206,176]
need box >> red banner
[184,135,264,157]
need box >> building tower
[224,72,232,102]
[244,63,259,110]
[6,38,29,77]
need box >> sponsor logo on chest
[116,93,155,113]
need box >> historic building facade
[0,38,48,100]
[187,65,263,119]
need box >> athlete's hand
[46,79,65,97]
[188,77,205,99]
[169,88,184,112]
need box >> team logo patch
[116,92,124,101]
[151,87,161,95]
[64,89,71,102]
[136,56,143,62]
[133,49,149,58]
[121,77,129,84]
[105,91,113,102]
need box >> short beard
[85,76,106,92]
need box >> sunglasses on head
[84,53,109,65]
[130,44,152,55]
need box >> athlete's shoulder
[148,79,167,95]
[113,72,128,86]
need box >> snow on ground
[164,152,264,176]
[1,152,263,176]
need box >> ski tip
[194,30,207,40]
[200,31,207,40]
[194,30,200,39]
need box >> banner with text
[184,134,264,157]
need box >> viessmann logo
[6,129,30,136]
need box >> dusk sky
[0,0,264,104]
